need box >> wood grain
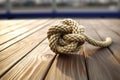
[45,48,88,80]
[0,20,25,30]
[99,20,120,63]
[0,20,57,77]
[0,20,52,51]
[1,39,55,80]
[0,20,36,36]
[0,19,48,45]
[79,19,120,80]
[45,21,88,80]
[0,19,120,80]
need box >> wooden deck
[0,19,120,80]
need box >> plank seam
[0,37,47,78]
[43,54,57,80]
[91,23,120,63]
[83,47,90,80]
[0,20,50,45]
[100,20,120,38]
[0,20,38,36]
[99,21,120,63]
[0,20,26,30]
[0,20,53,52]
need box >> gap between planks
[0,19,49,45]
[0,20,37,36]
[99,19,120,62]
[79,19,120,80]
[0,20,25,30]
[1,39,56,80]
[45,19,88,80]
[0,19,59,78]
[0,19,52,52]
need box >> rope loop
[47,19,112,54]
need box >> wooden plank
[100,19,120,36]
[0,20,25,30]
[103,19,120,26]
[45,19,88,80]
[0,19,48,45]
[0,20,37,36]
[79,19,120,80]
[45,50,88,80]
[91,19,120,62]
[0,20,57,77]
[1,39,55,80]
[0,20,24,26]
[0,20,50,51]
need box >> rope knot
[47,19,112,54]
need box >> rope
[47,19,112,54]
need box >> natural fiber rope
[47,19,112,54]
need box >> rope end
[105,37,112,47]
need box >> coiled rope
[47,19,112,54]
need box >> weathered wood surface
[0,19,120,80]
[79,19,120,80]
[45,48,88,80]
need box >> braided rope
[47,19,112,54]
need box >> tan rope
[47,19,112,54]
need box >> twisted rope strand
[47,19,112,54]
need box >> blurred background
[0,0,120,18]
